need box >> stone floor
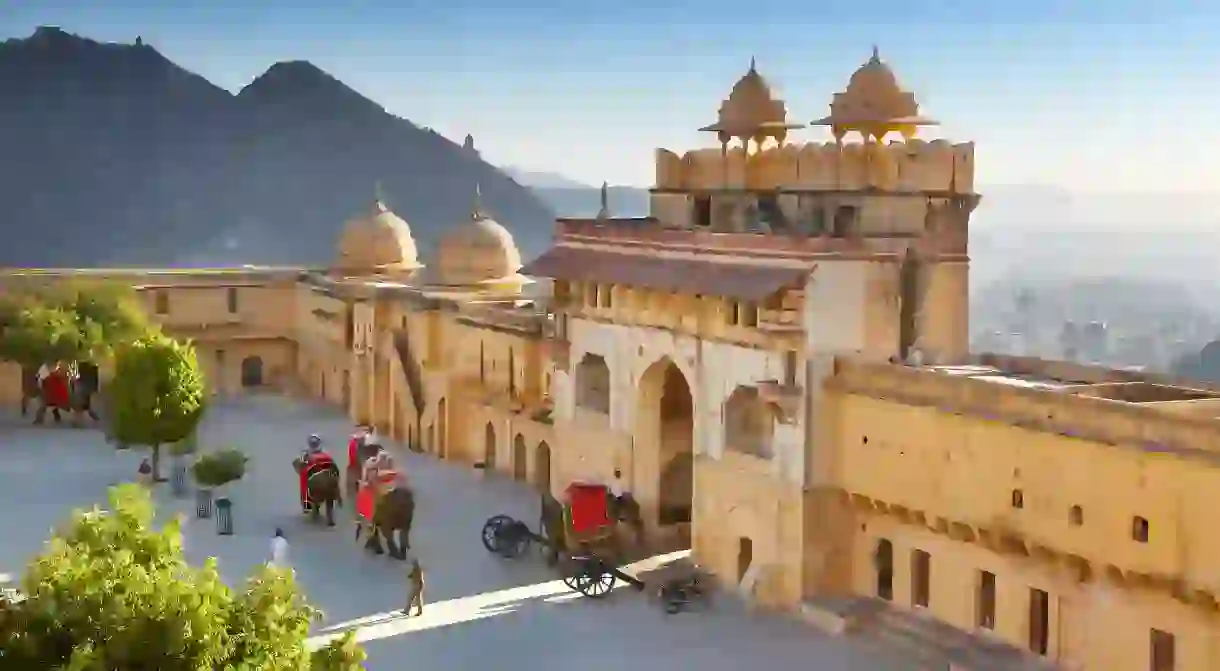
[0,395,916,670]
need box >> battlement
[829,358,1220,461]
[655,139,974,194]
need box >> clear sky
[5,1,1219,190]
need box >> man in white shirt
[269,528,290,569]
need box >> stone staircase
[801,597,1061,671]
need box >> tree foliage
[0,484,366,670]
[0,281,152,367]
[192,448,249,488]
[107,334,206,449]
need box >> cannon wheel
[481,514,514,554]
[570,557,616,599]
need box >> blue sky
[4,0,1219,190]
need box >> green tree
[42,280,155,364]
[0,281,153,369]
[107,334,207,480]
[0,484,366,670]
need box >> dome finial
[749,55,757,72]
[597,181,610,219]
[471,182,484,220]
[374,179,384,204]
[870,45,880,62]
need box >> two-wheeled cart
[480,481,647,599]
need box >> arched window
[723,386,776,459]
[575,353,611,414]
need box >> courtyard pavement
[0,396,913,670]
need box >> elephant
[355,486,416,560]
[292,458,343,527]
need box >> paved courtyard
[0,396,913,670]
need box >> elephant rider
[300,434,337,512]
[347,424,372,472]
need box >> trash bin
[171,461,188,498]
[215,497,234,536]
[196,488,214,519]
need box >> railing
[392,331,425,416]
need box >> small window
[726,299,739,326]
[226,287,239,314]
[734,301,759,328]
[693,195,712,227]
[401,315,407,329]
[1011,489,1024,509]
[1069,505,1083,526]
[784,350,799,386]
[1133,516,1150,543]
[832,205,858,237]
[600,284,614,309]
[154,290,169,315]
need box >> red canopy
[565,482,610,535]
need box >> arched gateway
[634,357,694,527]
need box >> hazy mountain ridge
[0,27,556,267]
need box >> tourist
[137,457,153,486]
[268,528,290,569]
[402,551,425,617]
[609,469,629,507]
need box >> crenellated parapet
[655,138,975,194]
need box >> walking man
[269,528,290,570]
[402,552,425,617]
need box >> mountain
[0,27,556,267]
[502,167,591,190]
[502,170,651,219]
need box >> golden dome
[700,58,802,142]
[436,187,523,286]
[812,47,937,141]
[333,197,420,274]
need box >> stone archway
[437,397,448,458]
[483,422,496,471]
[240,356,264,388]
[535,441,552,494]
[636,357,694,527]
[512,434,528,481]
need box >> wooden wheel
[571,557,616,598]
[561,557,584,590]
[481,514,514,554]
[574,569,616,598]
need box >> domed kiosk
[333,191,421,277]
[811,46,937,142]
[435,186,526,291]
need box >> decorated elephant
[292,457,342,527]
[355,485,416,560]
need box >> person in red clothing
[36,362,71,425]
[299,434,337,512]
